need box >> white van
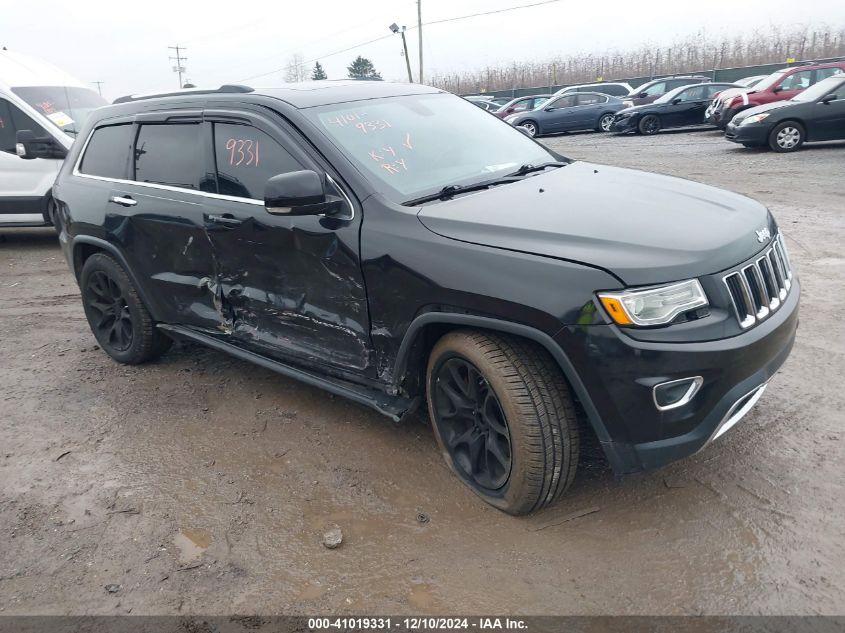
[1,48,107,227]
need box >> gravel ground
[0,128,843,616]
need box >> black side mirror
[264,170,343,217]
[638,91,647,98]
[15,130,67,160]
[671,97,682,105]
[772,85,783,93]
[821,93,837,104]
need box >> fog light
[653,376,703,411]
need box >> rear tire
[80,253,172,364]
[426,330,579,515]
[638,114,661,135]
[768,121,805,152]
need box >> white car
[1,49,107,227]
[553,82,634,98]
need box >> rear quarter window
[78,124,133,179]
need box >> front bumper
[609,116,637,134]
[557,278,799,475]
[725,122,769,146]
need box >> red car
[719,62,845,127]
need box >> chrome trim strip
[742,263,770,320]
[723,272,756,329]
[652,376,704,412]
[712,382,768,441]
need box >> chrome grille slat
[722,233,793,330]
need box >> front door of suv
[199,110,372,375]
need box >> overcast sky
[3,0,845,100]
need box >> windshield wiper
[403,161,568,206]
[505,161,568,177]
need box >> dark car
[725,74,845,151]
[492,94,551,118]
[17,81,798,515]
[623,75,710,106]
[716,62,845,129]
[505,92,627,136]
[611,82,740,135]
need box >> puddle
[173,527,212,564]
[408,582,436,609]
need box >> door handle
[206,213,243,227]
[109,196,137,207]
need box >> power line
[236,0,564,83]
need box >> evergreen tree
[311,61,328,80]
[347,56,382,80]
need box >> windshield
[654,85,687,104]
[11,86,107,136]
[791,76,845,102]
[752,70,788,92]
[306,93,558,204]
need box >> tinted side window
[550,95,576,108]
[134,123,203,190]
[79,124,133,179]
[577,94,607,105]
[779,70,813,91]
[603,85,628,96]
[511,99,532,113]
[0,100,47,153]
[816,67,845,81]
[0,100,14,152]
[213,123,302,200]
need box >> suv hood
[417,161,773,286]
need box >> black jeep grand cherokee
[30,81,798,515]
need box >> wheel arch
[71,236,163,321]
[392,312,620,469]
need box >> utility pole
[92,81,104,97]
[390,23,414,82]
[417,0,423,85]
[168,45,188,89]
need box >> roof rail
[114,84,253,104]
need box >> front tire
[518,120,539,137]
[426,330,579,515]
[80,253,172,364]
[768,121,805,152]
[638,114,661,135]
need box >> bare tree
[284,53,307,83]
[429,23,845,94]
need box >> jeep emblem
[756,227,771,243]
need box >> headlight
[504,115,519,123]
[598,279,708,326]
[740,113,770,126]
[622,100,634,108]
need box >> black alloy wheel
[85,270,134,352]
[432,357,512,490]
[638,114,661,135]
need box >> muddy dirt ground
[1,129,843,616]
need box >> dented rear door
[199,109,372,375]
[115,112,226,331]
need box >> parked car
[1,49,106,227]
[26,81,798,515]
[505,92,627,135]
[725,74,845,151]
[553,82,633,98]
[493,94,551,118]
[623,75,710,107]
[611,82,740,135]
[489,96,511,107]
[468,99,498,111]
[704,75,769,125]
[716,62,845,128]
